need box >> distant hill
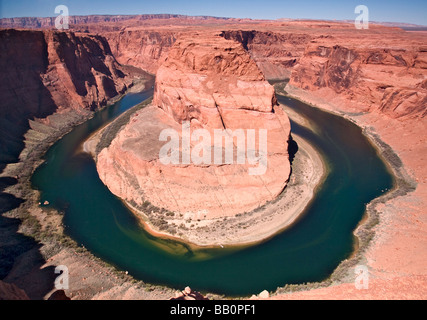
[0,14,237,29]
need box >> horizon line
[1,13,426,27]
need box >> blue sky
[1,0,426,25]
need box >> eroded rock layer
[104,30,177,74]
[289,33,427,119]
[97,33,291,218]
[0,29,132,169]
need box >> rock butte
[97,33,292,218]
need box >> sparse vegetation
[95,97,153,155]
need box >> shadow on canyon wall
[0,44,59,299]
[0,177,57,299]
[0,47,60,297]
[0,30,60,174]
[0,29,93,299]
[288,136,299,166]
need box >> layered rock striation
[97,33,292,219]
[104,29,312,80]
[0,29,132,170]
[104,29,177,74]
[153,35,278,124]
[221,30,311,80]
[289,36,427,119]
[41,30,129,111]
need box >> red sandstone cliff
[41,30,129,111]
[104,29,312,80]
[103,29,177,74]
[289,34,427,119]
[0,29,132,169]
[221,30,311,79]
[153,35,277,124]
[100,23,427,121]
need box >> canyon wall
[0,16,311,80]
[221,30,312,79]
[103,29,313,79]
[103,30,177,74]
[289,35,427,119]
[0,29,131,171]
[98,23,427,121]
